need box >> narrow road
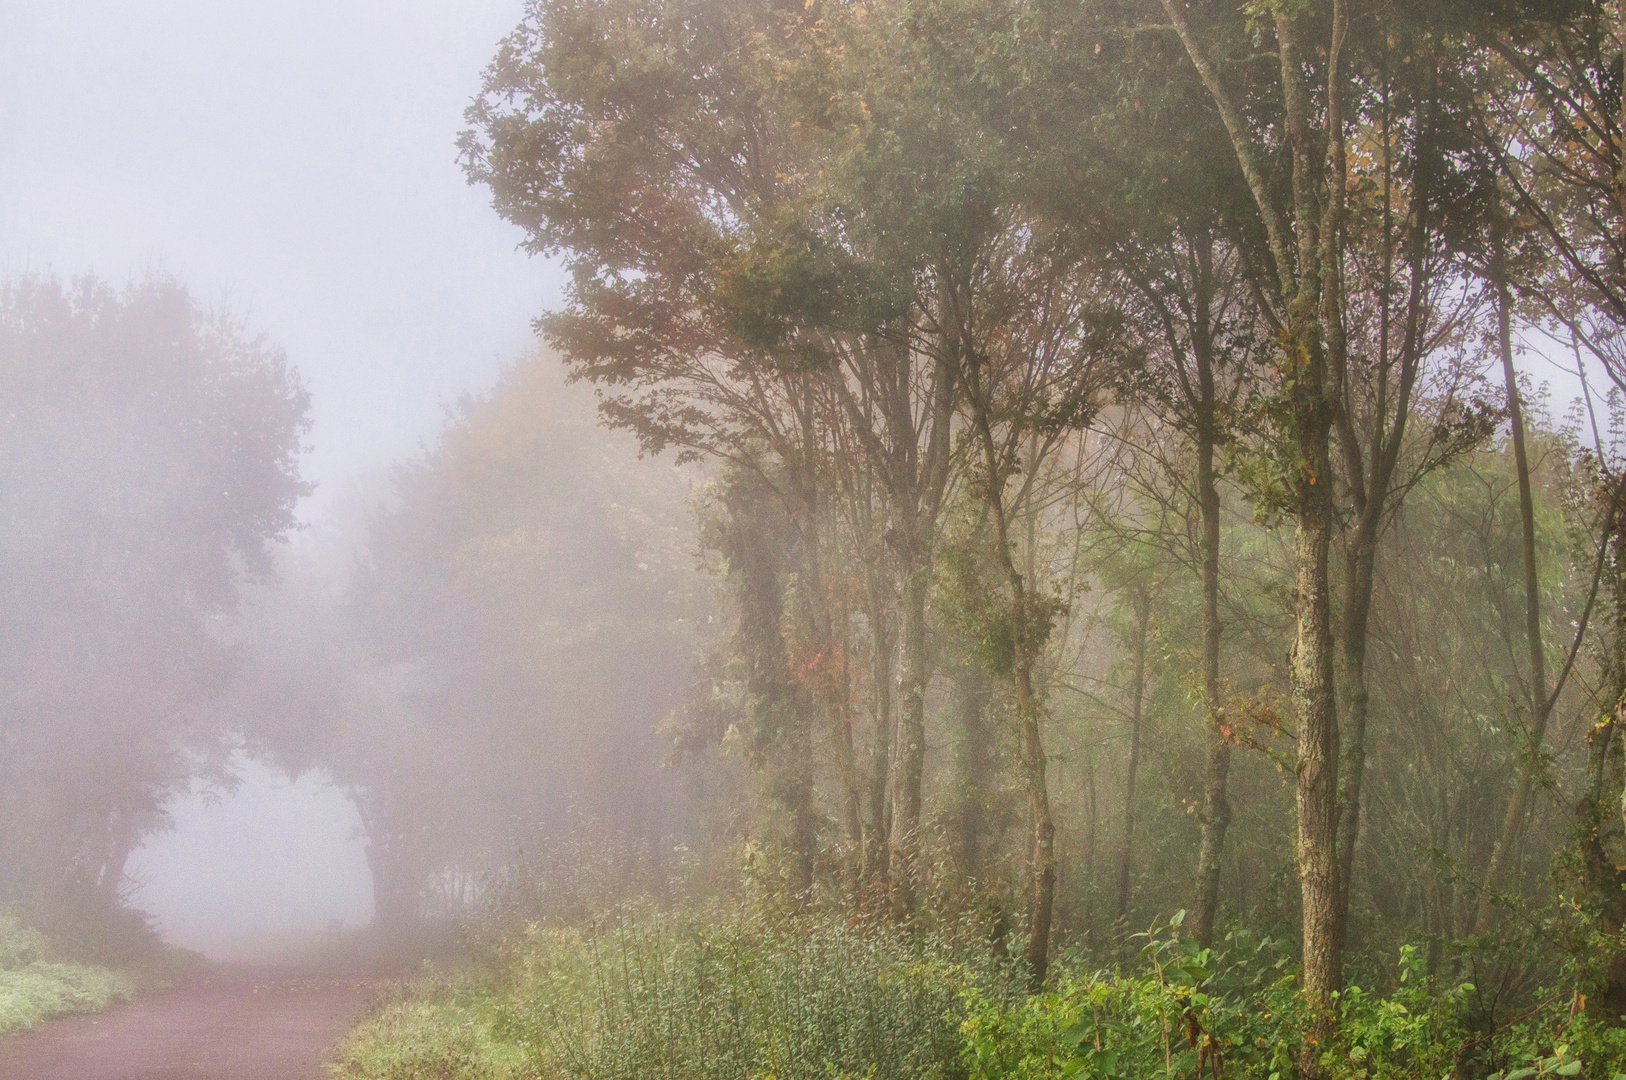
[0,965,383,1080]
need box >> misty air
[4,2,1626,1079]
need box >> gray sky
[0,0,560,514]
[2,0,559,951]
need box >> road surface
[0,965,382,1080]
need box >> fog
[127,756,372,961]
[0,0,1614,1004]
[16,6,1626,1075]
[0,0,568,958]
[0,0,560,506]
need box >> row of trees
[450,0,1626,1071]
[0,271,700,950]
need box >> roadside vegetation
[330,897,1626,1080]
[0,912,199,1036]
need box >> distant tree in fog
[235,356,704,930]
[0,274,310,925]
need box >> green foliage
[337,906,1626,1080]
[334,905,1014,1080]
[0,914,47,970]
[329,990,531,1080]
[958,918,1626,1080]
[0,963,136,1038]
[0,913,137,1037]
[938,540,1064,682]
[962,917,1305,1080]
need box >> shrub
[0,914,47,969]
[0,961,136,1036]
[333,904,1016,1080]
[0,908,158,1037]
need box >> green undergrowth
[331,907,1626,1080]
[0,912,136,1035]
[330,904,1013,1080]
[0,910,196,1037]
[961,917,1626,1080]
[0,961,136,1036]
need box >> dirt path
[0,965,385,1080]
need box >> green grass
[329,905,1626,1080]
[0,961,136,1036]
[329,905,1008,1080]
[330,993,533,1080]
[0,911,140,1036]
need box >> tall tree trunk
[1293,466,1343,1071]
[1284,6,1348,1068]
[366,824,422,933]
[1338,534,1377,909]
[1335,65,1435,929]
[786,686,819,897]
[1476,221,1550,933]
[866,591,894,893]
[833,696,864,880]
[890,542,931,915]
[96,814,138,906]
[879,350,955,917]
[966,373,1056,991]
[951,660,994,884]
[1116,589,1151,921]
[1189,236,1231,948]
[1579,701,1626,1020]
[1085,762,1098,882]
[1015,631,1057,991]
[795,471,864,883]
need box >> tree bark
[965,358,1056,991]
[1476,220,1551,933]
[1116,589,1151,922]
[1279,7,1348,1068]
[951,660,994,884]
[1189,236,1231,949]
[1293,462,1343,1072]
[866,591,894,893]
[889,543,931,915]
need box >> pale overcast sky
[0,0,560,517]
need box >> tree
[1153,0,1355,1065]
[0,273,309,924]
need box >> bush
[962,917,1307,1080]
[329,991,532,1080]
[0,914,47,969]
[0,909,170,1037]
[332,905,1626,1080]
[0,962,135,1036]
[961,915,1626,1080]
[332,904,1016,1080]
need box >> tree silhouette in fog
[0,274,309,941]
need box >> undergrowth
[331,905,1626,1080]
[330,903,1014,1080]
[0,912,138,1036]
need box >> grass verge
[0,961,136,1036]
[0,909,194,1037]
[328,905,1007,1080]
